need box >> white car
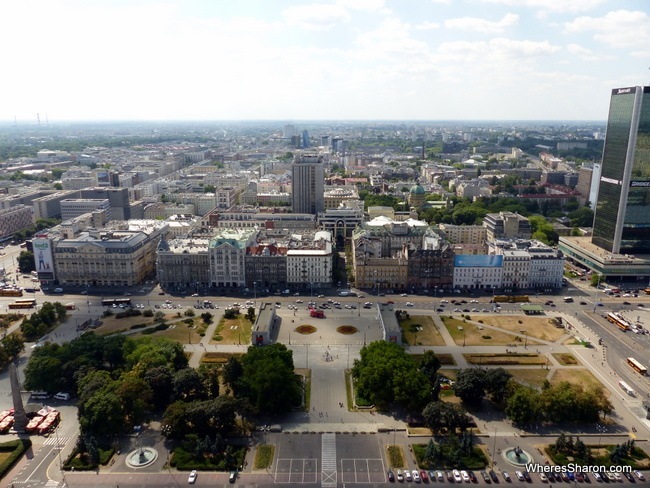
[437,471,444,482]
[440,299,448,303]
[461,470,470,482]
[453,470,462,483]
[188,470,197,484]
[515,471,525,481]
[396,469,404,482]
[592,472,602,482]
[406,302,413,307]
[634,471,645,481]
[412,470,420,483]
[539,472,548,482]
[404,470,412,482]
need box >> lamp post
[492,427,498,468]
[520,330,528,349]
[462,327,466,347]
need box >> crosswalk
[321,433,337,487]
[43,436,69,447]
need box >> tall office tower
[292,153,324,214]
[592,86,650,254]
[302,130,310,148]
[284,124,295,138]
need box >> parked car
[412,470,421,483]
[515,471,525,481]
[480,471,491,483]
[387,470,395,482]
[453,470,462,483]
[634,471,645,481]
[229,471,237,483]
[396,469,404,482]
[188,470,198,484]
[405,469,412,482]
[502,471,511,482]
[420,470,428,482]
[460,470,470,482]
[488,470,499,483]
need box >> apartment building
[286,231,333,290]
[0,205,33,239]
[156,237,211,291]
[483,211,532,241]
[60,199,111,221]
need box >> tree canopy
[352,341,430,411]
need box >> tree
[172,368,208,402]
[115,375,154,427]
[423,401,472,435]
[245,307,256,323]
[184,308,195,317]
[1,333,24,359]
[200,312,213,324]
[78,390,125,437]
[352,341,429,411]
[24,355,63,392]
[237,343,301,414]
[454,368,486,406]
[505,386,541,425]
[17,251,35,273]
[222,356,243,393]
[418,351,441,381]
[484,368,512,403]
[143,365,174,408]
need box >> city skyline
[1,0,649,122]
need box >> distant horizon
[0,118,607,126]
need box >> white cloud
[566,43,600,61]
[354,18,430,59]
[282,3,350,30]
[444,13,519,34]
[479,0,606,14]
[439,38,561,62]
[336,0,385,10]
[414,21,441,30]
[565,10,650,48]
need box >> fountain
[502,446,534,467]
[125,445,159,469]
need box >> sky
[1,0,649,122]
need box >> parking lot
[272,433,386,485]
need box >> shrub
[0,439,31,479]
[214,335,223,341]
[130,323,147,330]
[143,309,154,317]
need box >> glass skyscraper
[592,86,650,254]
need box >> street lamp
[520,330,528,349]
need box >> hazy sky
[2,0,649,122]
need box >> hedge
[0,439,31,479]
[170,446,246,471]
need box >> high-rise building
[291,153,324,214]
[302,129,310,148]
[592,86,650,254]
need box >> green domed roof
[410,184,425,195]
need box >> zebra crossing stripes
[43,436,69,447]
[321,433,337,487]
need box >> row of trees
[24,334,301,439]
[20,301,67,342]
[505,381,613,425]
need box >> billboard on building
[32,236,55,281]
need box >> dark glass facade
[593,87,650,254]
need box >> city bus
[8,298,36,309]
[101,298,132,307]
[627,357,648,376]
[0,289,22,297]
[619,380,635,396]
[606,312,631,331]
